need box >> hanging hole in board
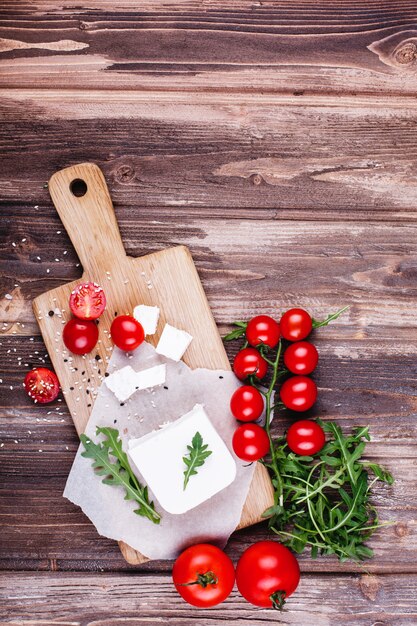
[70,178,88,197]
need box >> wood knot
[251,174,263,186]
[115,164,135,183]
[79,21,90,31]
[395,522,409,537]
[359,575,381,602]
[395,42,417,64]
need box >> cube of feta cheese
[133,304,160,336]
[155,323,193,362]
[104,365,138,403]
[105,364,166,402]
[128,404,236,515]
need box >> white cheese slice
[128,404,236,515]
[155,323,193,362]
[133,304,160,336]
[104,365,138,403]
[105,364,166,402]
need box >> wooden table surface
[1,1,417,624]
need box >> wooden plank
[1,571,417,624]
[1,332,416,572]
[1,1,417,95]
[2,95,417,219]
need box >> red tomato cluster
[230,309,326,461]
[172,541,300,610]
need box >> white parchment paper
[63,342,256,559]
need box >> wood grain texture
[1,571,417,624]
[2,1,417,95]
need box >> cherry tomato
[232,423,270,461]
[172,544,235,608]
[110,315,144,352]
[280,308,312,342]
[286,420,325,456]
[63,318,98,355]
[233,348,268,381]
[246,315,280,348]
[280,376,317,412]
[69,282,106,320]
[284,341,318,375]
[24,367,59,404]
[230,385,264,422]
[236,541,300,609]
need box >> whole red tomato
[233,348,268,381]
[111,315,144,351]
[284,341,318,375]
[69,282,106,320]
[232,423,270,461]
[63,318,99,355]
[280,376,317,412]
[236,541,300,609]
[280,308,312,342]
[286,420,325,455]
[24,367,59,404]
[246,315,280,348]
[172,544,235,608]
[230,385,264,422]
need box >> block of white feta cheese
[105,364,166,402]
[104,365,139,403]
[128,404,236,514]
[136,364,166,391]
[155,323,193,362]
[133,304,160,336]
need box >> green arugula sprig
[80,427,161,524]
[183,431,212,490]
[262,421,393,561]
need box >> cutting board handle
[48,163,126,273]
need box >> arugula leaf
[183,431,212,490]
[223,321,247,341]
[312,306,350,329]
[81,428,161,524]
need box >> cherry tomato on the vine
[63,318,99,355]
[230,385,264,422]
[24,367,59,404]
[284,341,318,375]
[280,308,312,342]
[236,541,300,609]
[233,348,268,381]
[69,282,106,320]
[286,420,325,456]
[172,544,235,608]
[110,315,144,352]
[232,423,270,461]
[246,315,280,349]
[280,376,317,412]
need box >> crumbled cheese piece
[133,304,160,336]
[105,364,166,402]
[136,364,166,391]
[128,404,236,515]
[155,323,192,361]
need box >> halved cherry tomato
[284,341,318,375]
[246,315,280,349]
[236,541,300,609]
[172,544,235,608]
[232,423,270,461]
[110,315,144,352]
[24,367,59,404]
[280,308,312,342]
[230,385,264,422]
[280,376,317,412]
[286,419,325,456]
[233,348,268,381]
[69,282,106,320]
[63,318,99,355]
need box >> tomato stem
[264,340,284,509]
[270,589,287,610]
[179,571,218,588]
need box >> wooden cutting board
[33,163,274,565]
